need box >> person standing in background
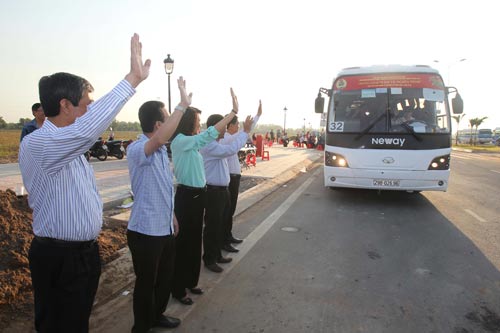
[19,34,150,333]
[219,100,262,253]
[20,103,45,141]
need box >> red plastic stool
[261,151,270,161]
[246,153,256,166]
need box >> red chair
[316,144,324,151]
[262,151,270,161]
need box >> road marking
[204,168,320,280]
[464,209,487,223]
[491,170,500,174]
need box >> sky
[0,0,499,131]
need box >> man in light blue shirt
[19,34,150,333]
[200,92,253,273]
[127,77,191,332]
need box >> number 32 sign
[329,121,344,132]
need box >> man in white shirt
[220,100,262,252]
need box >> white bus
[315,65,464,192]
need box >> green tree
[0,116,6,129]
[452,114,466,145]
[468,116,488,145]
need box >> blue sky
[1,0,498,130]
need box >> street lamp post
[283,106,287,135]
[433,58,466,85]
[163,54,174,113]
[303,118,306,133]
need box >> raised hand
[230,88,239,114]
[242,115,253,133]
[177,76,193,109]
[257,99,262,117]
[125,33,151,88]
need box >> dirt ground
[0,189,128,331]
[0,177,263,331]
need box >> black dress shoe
[222,244,239,253]
[205,263,223,273]
[154,315,181,328]
[189,287,204,295]
[228,236,243,244]
[175,296,193,305]
[217,256,232,264]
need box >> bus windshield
[329,73,450,134]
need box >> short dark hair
[171,107,202,140]
[38,72,93,117]
[227,114,238,129]
[31,103,42,112]
[206,114,223,128]
[138,101,166,133]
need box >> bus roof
[337,65,439,76]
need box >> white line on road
[167,168,321,323]
[491,170,500,174]
[464,209,487,223]
[225,167,321,272]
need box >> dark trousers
[28,237,101,333]
[203,186,230,265]
[172,186,206,298]
[223,174,241,244]
[127,230,176,333]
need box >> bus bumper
[324,167,449,191]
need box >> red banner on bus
[334,74,445,91]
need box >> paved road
[84,151,500,333]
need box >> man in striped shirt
[126,77,191,332]
[19,33,150,333]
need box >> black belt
[34,235,97,248]
[177,184,207,192]
[206,184,228,191]
[230,174,241,179]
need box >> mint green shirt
[171,126,219,187]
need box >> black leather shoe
[222,244,239,253]
[154,315,181,328]
[217,256,232,264]
[228,236,243,244]
[205,263,223,273]
[175,296,193,305]
[189,287,204,295]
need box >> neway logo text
[371,138,406,147]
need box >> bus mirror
[452,93,464,114]
[315,93,325,114]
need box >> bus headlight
[427,154,450,170]
[325,152,349,167]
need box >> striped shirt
[170,126,219,188]
[127,135,174,236]
[19,80,135,241]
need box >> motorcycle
[106,139,125,159]
[85,138,108,161]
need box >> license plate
[373,179,400,187]
[102,145,108,150]
[120,146,125,152]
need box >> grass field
[0,130,140,163]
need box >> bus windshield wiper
[355,112,386,140]
[401,123,423,142]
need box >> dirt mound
[0,189,127,330]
